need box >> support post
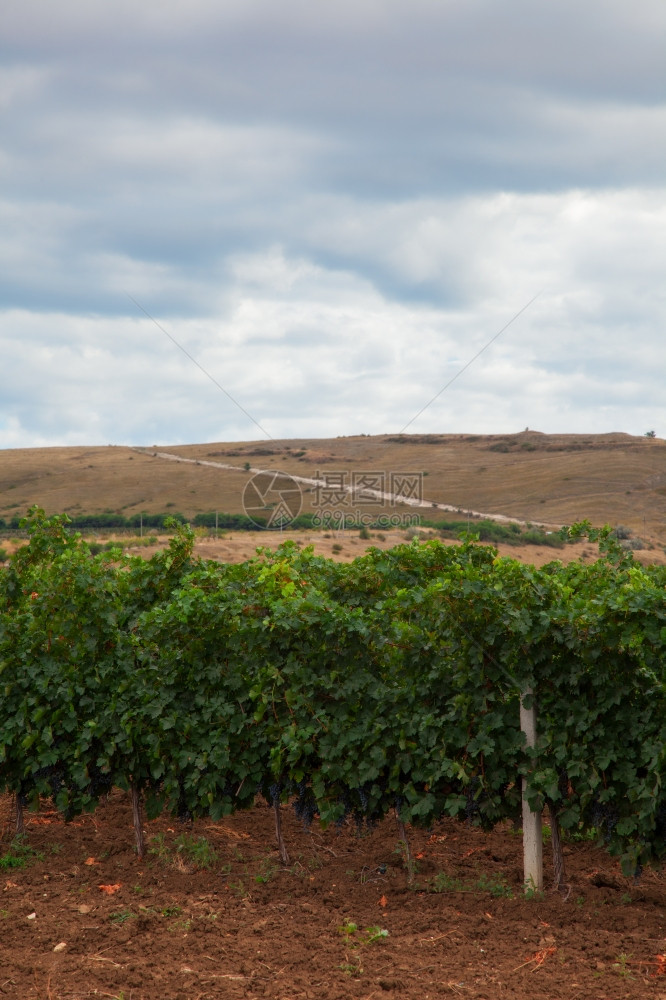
[520,687,543,892]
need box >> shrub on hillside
[612,525,633,540]
[620,537,645,551]
[521,529,564,548]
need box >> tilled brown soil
[1,791,666,999]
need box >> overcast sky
[1,0,665,449]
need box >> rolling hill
[1,430,665,544]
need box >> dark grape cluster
[174,780,193,823]
[653,803,666,841]
[334,789,360,829]
[292,781,318,827]
[34,762,67,800]
[333,783,381,830]
[558,767,570,801]
[589,798,619,842]
[86,763,113,799]
[465,778,481,822]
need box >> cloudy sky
[1,0,665,449]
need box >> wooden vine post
[520,687,543,892]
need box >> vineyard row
[1,509,666,881]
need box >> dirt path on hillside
[134,447,559,528]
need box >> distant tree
[645,430,656,438]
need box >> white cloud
[0,0,664,450]
[1,181,664,450]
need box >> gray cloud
[0,0,664,449]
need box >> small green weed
[168,918,192,933]
[0,837,44,870]
[148,833,171,863]
[426,870,513,898]
[228,879,250,899]
[109,909,134,924]
[337,919,389,976]
[287,861,309,879]
[565,823,599,843]
[149,832,218,871]
[522,876,544,900]
[612,953,634,979]
[338,919,359,942]
[363,925,390,945]
[254,858,278,884]
[174,833,218,870]
[161,904,182,918]
[393,839,418,879]
[338,919,389,947]
[427,872,464,893]
[339,961,362,976]
[477,873,514,899]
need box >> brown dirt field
[187,530,666,570]
[2,791,666,999]
[2,526,666,572]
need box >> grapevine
[2,509,666,876]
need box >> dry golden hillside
[1,431,665,544]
